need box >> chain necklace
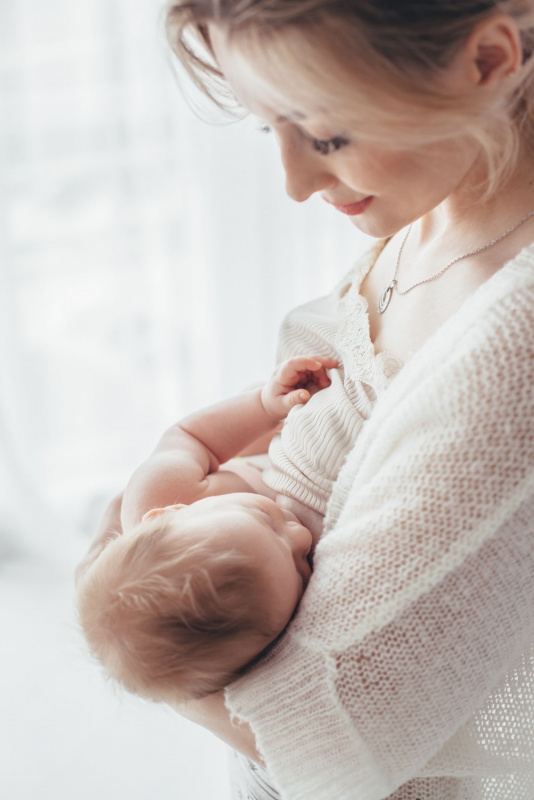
[377,208,534,314]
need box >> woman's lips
[330,196,374,215]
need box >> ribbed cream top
[263,238,402,515]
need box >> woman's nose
[281,146,338,203]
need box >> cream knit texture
[225,238,534,800]
[263,239,402,516]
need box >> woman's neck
[415,144,534,253]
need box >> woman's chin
[348,212,408,241]
[346,208,384,239]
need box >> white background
[0,1,370,797]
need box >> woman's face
[209,25,481,239]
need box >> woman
[80,2,534,798]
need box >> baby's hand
[261,355,339,421]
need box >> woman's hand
[170,690,265,767]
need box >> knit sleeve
[225,284,534,800]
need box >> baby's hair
[165,0,534,204]
[76,513,280,703]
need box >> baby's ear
[142,504,187,522]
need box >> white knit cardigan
[225,239,534,800]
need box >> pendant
[377,281,396,314]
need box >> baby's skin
[77,355,337,705]
[118,355,337,649]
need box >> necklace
[377,208,534,314]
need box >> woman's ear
[468,12,523,86]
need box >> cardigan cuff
[225,634,392,800]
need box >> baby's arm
[120,356,337,532]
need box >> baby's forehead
[167,497,265,532]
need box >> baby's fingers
[279,355,338,383]
[279,356,322,379]
[283,388,311,410]
[302,355,339,390]
[310,356,339,369]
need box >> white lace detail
[336,282,404,391]
[336,237,403,390]
[263,240,403,517]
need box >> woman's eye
[255,122,350,155]
[312,136,350,155]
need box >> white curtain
[0,0,368,558]
[1,2,371,798]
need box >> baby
[77,355,336,704]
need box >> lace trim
[336,238,404,392]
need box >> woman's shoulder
[406,239,534,375]
[452,238,534,358]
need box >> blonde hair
[77,514,280,702]
[166,0,534,203]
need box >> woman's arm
[170,692,265,767]
[224,296,534,799]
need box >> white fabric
[229,750,281,800]
[263,239,402,516]
[0,0,363,545]
[226,238,534,800]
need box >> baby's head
[77,493,312,703]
